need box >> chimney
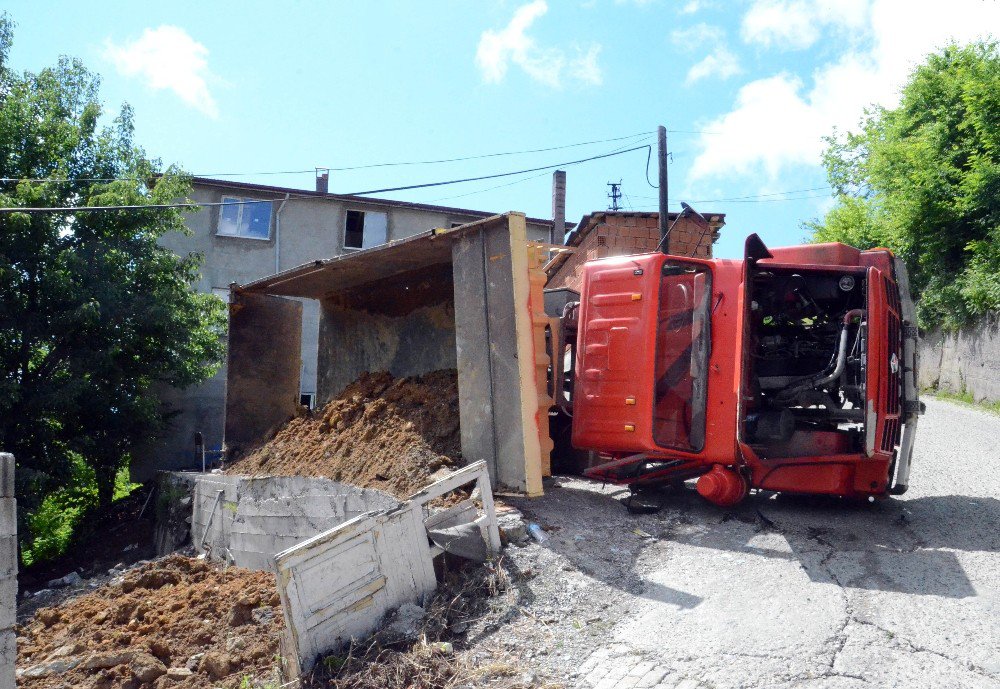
[551,169,566,245]
[315,168,330,194]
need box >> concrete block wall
[182,473,399,571]
[919,315,1000,402]
[0,453,15,689]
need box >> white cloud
[569,44,604,85]
[691,0,1000,181]
[686,47,742,84]
[741,0,868,50]
[671,22,721,50]
[680,0,713,14]
[104,26,218,118]
[476,1,603,87]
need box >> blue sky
[5,1,999,257]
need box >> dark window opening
[345,210,365,249]
[344,209,388,250]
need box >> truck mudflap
[890,257,924,495]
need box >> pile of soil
[17,555,284,688]
[226,370,462,498]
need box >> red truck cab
[569,234,922,506]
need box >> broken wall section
[184,473,399,571]
[274,460,500,677]
[0,453,15,689]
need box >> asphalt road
[506,398,1000,688]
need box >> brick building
[546,210,725,291]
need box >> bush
[20,453,139,567]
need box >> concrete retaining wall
[181,473,399,571]
[1,453,15,689]
[919,315,1000,402]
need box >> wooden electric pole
[657,125,669,251]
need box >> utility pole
[657,125,669,251]
[607,180,622,211]
[551,169,566,245]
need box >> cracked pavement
[501,398,999,688]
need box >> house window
[344,210,388,250]
[300,393,315,410]
[217,197,272,239]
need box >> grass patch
[925,387,1000,414]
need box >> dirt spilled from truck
[225,369,462,499]
[16,555,284,688]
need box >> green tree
[0,15,225,514]
[807,41,1000,330]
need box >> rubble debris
[16,555,284,688]
[226,370,462,498]
[497,508,529,544]
[310,559,537,689]
[46,569,82,588]
[377,603,427,645]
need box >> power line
[429,170,552,203]
[632,192,832,209]
[0,131,656,185]
[343,144,651,196]
[632,186,832,203]
[0,198,289,214]
[0,143,651,214]
[322,131,654,172]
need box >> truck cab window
[653,261,711,452]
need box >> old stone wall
[0,453,15,689]
[919,315,1000,402]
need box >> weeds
[307,557,534,689]
[926,387,1000,414]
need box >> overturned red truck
[555,234,923,507]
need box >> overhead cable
[343,144,650,196]
[0,144,650,214]
[0,131,656,184]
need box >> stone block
[0,630,14,689]
[0,455,12,499]
[0,500,13,537]
[0,536,14,578]
[0,579,15,628]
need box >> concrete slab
[615,543,845,662]
[0,500,13,537]
[184,473,400,571]
[0,630,13,689]
[0,537,15,579]
[0,581,13,629]
[0,454,12,498]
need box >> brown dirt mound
[225,369,462,498]
[16,555,284,688]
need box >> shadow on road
[518,478,997,600]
